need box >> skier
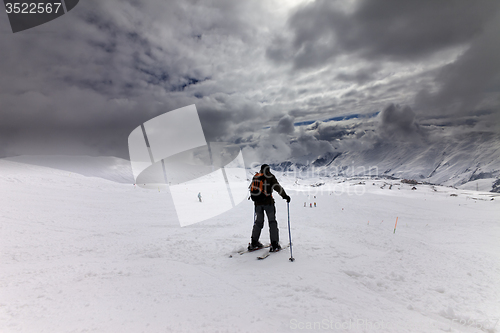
[198,192,202,202]
[248,164,291,252]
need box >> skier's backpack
[250,173,270,202]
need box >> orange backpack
[250,173,270,202]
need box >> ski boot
[270,242,281,252]
[248,241,264,251]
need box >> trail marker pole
[393,217,399,234]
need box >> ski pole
[287,202,295,262]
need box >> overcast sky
[1,0,499,163]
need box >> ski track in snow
[1,160,499,332]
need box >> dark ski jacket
[251,170,288,206]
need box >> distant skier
[248,164,291,252]
[198,192,202,202]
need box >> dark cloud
[240,101,499,167]
[341,89,365,99]
[0,0,270,158]
[376,103,427,145]
[336,66,380,85]
[198,100,263,143]
[311,122,351,141]
[379,104,417,133]
[1,0,499,164]
[274,115,295,134]
[305,104,425,149]
[268,0,500,68]
[290,131,335,160]
[265,35,291,64]
[415,11,500,116]
[265,0,500,134]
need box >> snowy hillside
[5,130,500,193]
[5,155,134,184]
[1,159,499,332]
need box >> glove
[284,195,291,203]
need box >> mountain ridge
[3,131,500,192]
[268,132,500,192]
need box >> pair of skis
[234,243,290,260]
[256,243,290,260]
[236,244,270,255]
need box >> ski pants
[251,204,279,244]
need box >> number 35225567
[5,2,62,14]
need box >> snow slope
[5,155,134,184]
[1,160,499,332]
[6,130,500,193]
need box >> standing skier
[248,164,291,252]
[198,192,202,202]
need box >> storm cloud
[274,115,295,135]
[0,0,499,163]
[268,0,500,67]
[266,0,500,121]
[0,0,277,158]
[379,104,418,134]
[416,10,500,116]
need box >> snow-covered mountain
[269,132,500,192]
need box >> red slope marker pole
[393,217,399,234]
